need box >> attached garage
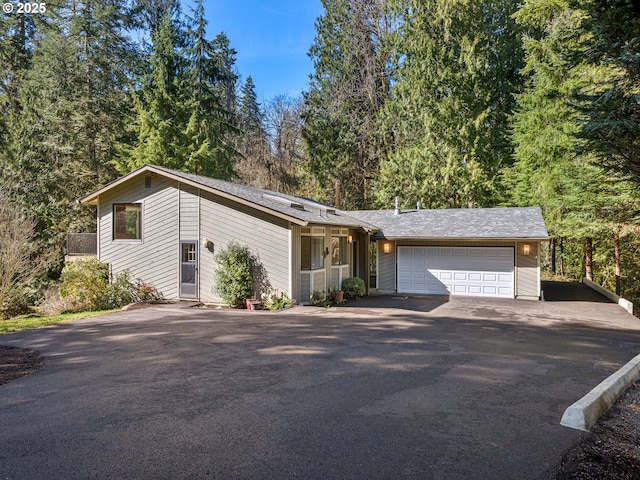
[349,207,549,301]
[397,246,514,298]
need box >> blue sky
[186,0,324,102]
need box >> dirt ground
[548,380,640,479]
[0,345,44,385]
[1,345,639,478]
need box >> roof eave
[374,236,550,242]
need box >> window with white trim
[113,203,142,240]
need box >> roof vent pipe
[394,196,401,215]
[417,201,422,210]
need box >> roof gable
[79,165,375,229]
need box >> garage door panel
[398,247,514,298]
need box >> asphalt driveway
[2,286,640,479]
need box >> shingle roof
[348,207,549,240]
[149,166,379,228]
[80,165,548,240]
[80,165,377,229]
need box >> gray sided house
[78,165,549,303]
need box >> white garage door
[397,247,514,298]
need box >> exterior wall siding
[98,175,180,299]
[516,241,540,299]
[199,190,291,303]
[179,185,200,241]
[290,224,301,304]
[377,240,397,292]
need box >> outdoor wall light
[383,242,391,254]
[523,244,531,256]
[348,235,353,244]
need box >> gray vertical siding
[377,240,397,292]
[98,175,180,299]
[199,190,291,303]
[179,185,199,241]
[290,224,301,303]
[516,241,541,299]
[313,270,326,295]
[300,272,311,303]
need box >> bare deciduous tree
[0,190,52,317]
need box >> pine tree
[578,0,640,181]
[2,0,138,258]
[303,0,392,209]
[118,10,191,172]
[376,0,525,209]
[506,0,640,282]
[211,32,239,114]
[184,0,236,178]
[120,1,238,178]
[235,76,271,187]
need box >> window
[331,236,347,265]
[301,236,324,270]
[113,203,142,240]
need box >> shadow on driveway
[1,295,639,480]
[542,281,611,303]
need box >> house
[78,165,548,303]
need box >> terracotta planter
[246,298,258,309]
[331,291,344,302]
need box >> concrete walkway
[1,290,640,479]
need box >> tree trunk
[585,238,593,281]
[559,238,565,277]
[550,237,556,274]
[614,233,621,296]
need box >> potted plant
[330,284,344,303]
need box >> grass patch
[0,310,118,335]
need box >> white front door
[397,246,514,298]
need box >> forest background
[1,0,639,316]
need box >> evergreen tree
[117,11,191,172]
[506,0,640,283]
[303,0,392,209]
[119,1,237,178]
[211,32,239,114]
[2,0,138,259]
[235,76,271,187]
[578,0,640,181]
[377,0,525,209]
[184,0,236,178]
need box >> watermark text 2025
[2,3,47,14]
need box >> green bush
[60,257,109,308]
[94,270,136,310]
[214,242,254,308]
[342,277,366,299]
[0,287,31,319]
[263,292,296,310]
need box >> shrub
[38,285,87,316]
[60,257,109,308]
[263,292,296,310]
[214,242,254,308]
[135,280,162,302]
[1,287,32,319]
[342,277,366,299]
[93,270,136,310]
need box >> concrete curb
[561,353,640,431]
[583,278,634,315]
